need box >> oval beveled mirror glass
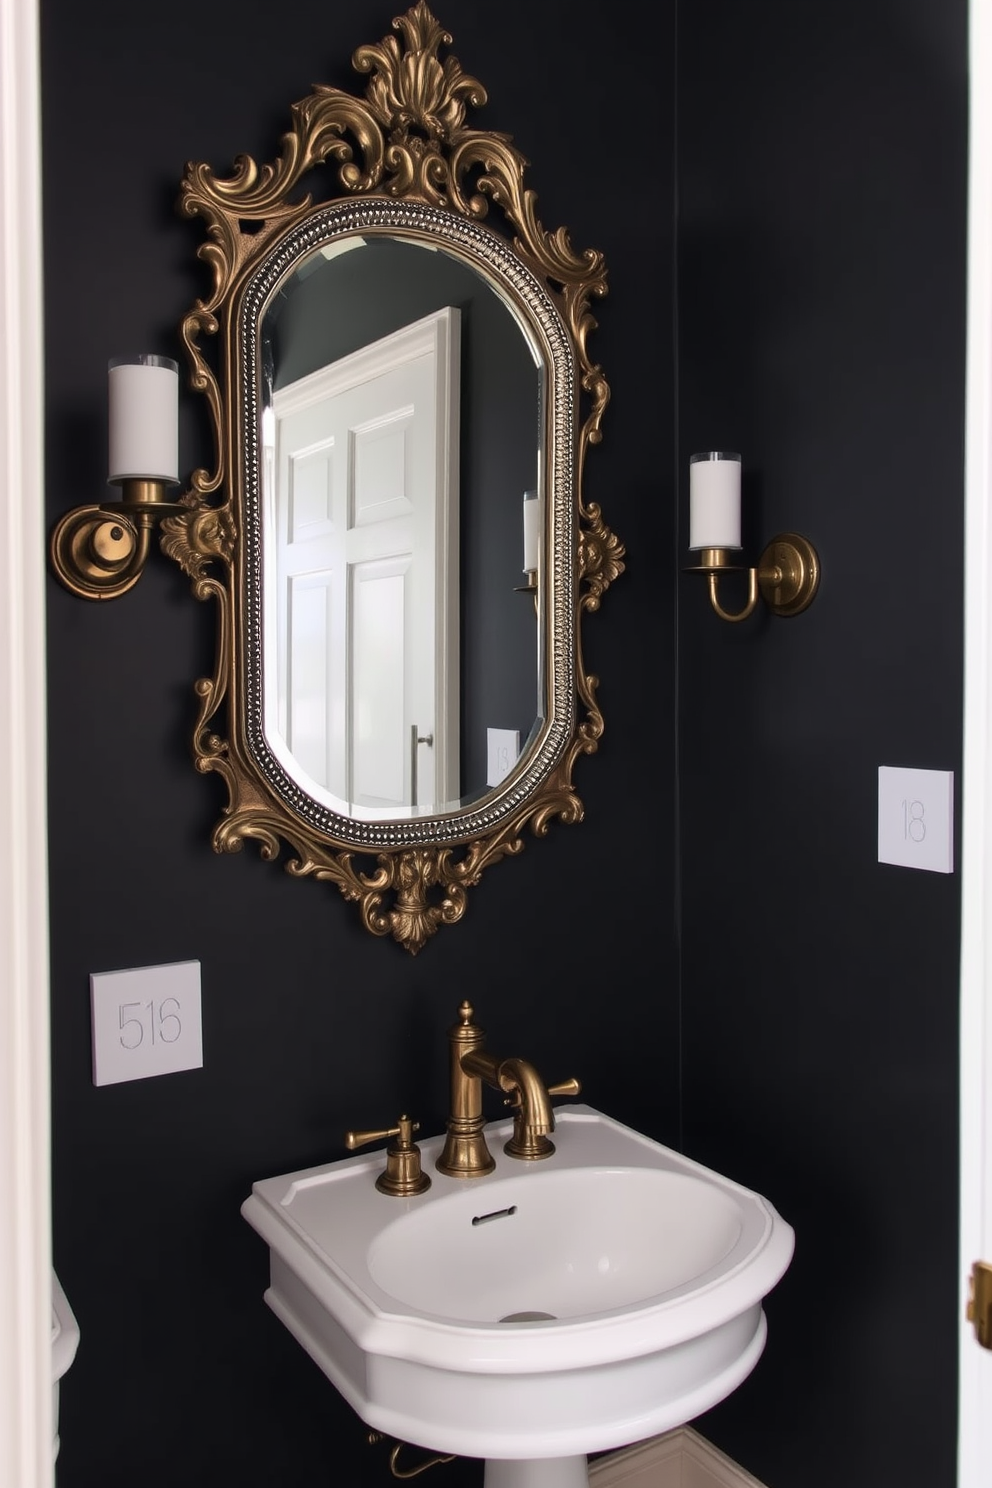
[151,1,624,952]
[256,229,546,821]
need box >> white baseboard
[589,1428,768,1488]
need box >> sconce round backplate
[757,532,820,617]
[50,505,145,600]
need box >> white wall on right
[960,0,992,1480]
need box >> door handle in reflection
[410,725,434,807]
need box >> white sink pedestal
[484,1456,587,1488]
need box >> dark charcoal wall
[676,2,966,1486]
[43,0,967,1484]
[41,3,676,1486]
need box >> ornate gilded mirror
[50,2,623,953]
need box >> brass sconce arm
[686,533,820,622]
[50,478,186,600]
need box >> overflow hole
[471,1204,518,1226]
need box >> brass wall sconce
[685,452,820,622]
[50,354,182,600]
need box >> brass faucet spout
[496,1057,554,1135]
[459,1048,502,1089]
[458,1050,554,1135]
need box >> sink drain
[498,1310,557,1323]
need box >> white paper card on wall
[91,959,203,1086]
[487,728,520,787]
[877,766,954,873]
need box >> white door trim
[960,2,992,1481]
[0,0,54,1482]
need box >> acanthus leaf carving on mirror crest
[160,1,624,953]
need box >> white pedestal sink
[242,1105,794,1486]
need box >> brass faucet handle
[344,1118,415,1150]
[344,1115,431,1197]
[501,1077,582,1111]
[547,1078,581,1099]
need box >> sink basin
[368,1165,746,1324]
[242,1104,794,1475]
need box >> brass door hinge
[967,1260,992,1348]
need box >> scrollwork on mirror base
[197,752,590,956]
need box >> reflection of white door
[266,307,460,814]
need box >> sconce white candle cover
[108,355,179,484]
[689,452,742,549]
[523,490,539,572]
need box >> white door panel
[352,558,409,807]
[352,407,417,525]
[285,572,340,795]
[288,437,335,538]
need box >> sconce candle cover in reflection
[107,353,180,484]
[522,489,539,572]
[688,451,741,550]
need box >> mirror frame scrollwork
[159,1,623,954]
